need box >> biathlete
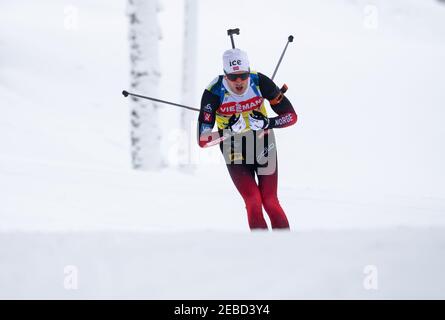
[197,48,297,230]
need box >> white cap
[222,48,250,74]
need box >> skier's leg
[253,130,290,229]
[257,160,290,229]
[226,164,268,230]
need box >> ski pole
[227,28,240,49]
[122,33,293,113]
[122,90,200,112]
[271,35,294,81]
[257,35,294,139]
[122,28,242,112]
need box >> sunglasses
[225,72,249,81]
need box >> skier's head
[223,48,250,74]
[223,48,250,95]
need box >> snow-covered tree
[127,0,163,170]
[179,0,198,171]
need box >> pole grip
[227,28,240,36]
[227,28,240,49]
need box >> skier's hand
[227,114,247,133]
[248,110,269,130]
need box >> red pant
[226,162,290,230]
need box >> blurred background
[1,0,444,299]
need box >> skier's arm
[258,72,298,129]
[197,90,225,148]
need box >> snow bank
[1,228,444,299]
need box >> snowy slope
[1,0,444,231]
[1,228,445,299]
[1,0,445,299]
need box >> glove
[227,114,247,133]
[248,110,269,130]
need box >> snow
[1,228,445,299]
[1,0,445,299]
